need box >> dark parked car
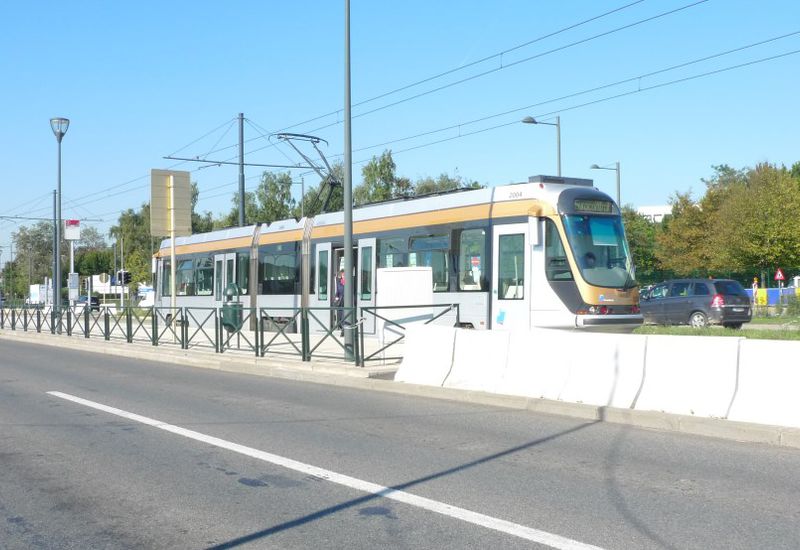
[77,295,100,312]
[640,278,752,329]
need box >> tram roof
[157,176,605,254]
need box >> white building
[636,205,671,223]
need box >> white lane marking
[48,390,605,550]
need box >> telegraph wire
[333,31,800,158]
[0,1,693,218]
[276,0,650,133]
[202,0,708,162]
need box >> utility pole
[238,112,245,227]
[343,0,354,360]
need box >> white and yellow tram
[154,175,642,331]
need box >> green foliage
[621,206,659,279]
[786,296,800,317]
[256,172,296,222]
[354,150,408,206]
[415,172,482,195]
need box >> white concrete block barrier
[496,330,646,407]
[394,325,456,386]
[443,329,510,392]
[555,332,647,408]
[496,329,571,399]
[726,339,800,428]
[634,335,742,418]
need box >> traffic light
[117,270,131,285]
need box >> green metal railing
[358,304,460,367]
[1,302,461,367]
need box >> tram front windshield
[562,214,636,289]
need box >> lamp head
[521,116,537,124]
[50,117,70,141]
[590,164,600,169]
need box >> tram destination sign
[574,199,613,214]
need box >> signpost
[65,219,81,304]
[151,170,192,320]
[775,268,786,306]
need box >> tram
[154,175,642,331]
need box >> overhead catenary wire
[0,1,701,220]
[0,0,796,233]
[202,0,710,164]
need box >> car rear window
[714,281,746,295]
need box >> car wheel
[723,323,742,330]
[689,311,708,328]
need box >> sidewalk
[0,329,399,381]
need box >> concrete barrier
[634,335,741,418]
[556,332,647,408]
[394,325,455,386]
[444,329,510,392]
[726,339,800,428]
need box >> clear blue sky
[1,0,798,261]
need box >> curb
[3,329,799,450]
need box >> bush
[787,295,800,317]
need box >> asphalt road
[2,339,800,549]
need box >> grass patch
[634,325,800,340]
[750,315,800,326]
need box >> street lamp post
[522,115,561,176]
[590,162,621,205]
[50,117,69,331]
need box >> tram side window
[378,237,408,268]
[195,256,213,296]
[215,259,223,300]
[409,235,449,292]
[318,250,328,299]
[260,249,298,294]
[458,229,486,291]
[176,259,194,296]
[545,219,574,281]
[360,246,373,300]
[161,260,171,297]
[237,252,249,295]
[498,234,524,300]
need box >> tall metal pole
[55,137,62,329]
[238,112,245,227]
[120,236,125,308]
[52,190,57,308]
[555,115,561,177]
[343,0,354,360]
[615,161,621,205]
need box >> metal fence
[0,302,461,367]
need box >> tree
[414,172,482,195]
[214,190,260,228]
[715,163,800,276]
[621,206,659,281]
[10,222,61,298]
[255,171,296,222]
[654,191,710,276]
[191,182,214,233]
[294,163,344,219]
[354,150,408,206]
[76,226,107,251]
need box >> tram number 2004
[508,191,523,199]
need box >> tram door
[214,252,236,307]
[310,243,332,331]
[357,238,377,334]
[491,223,531,330]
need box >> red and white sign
[64,219,81,241]
[470,256,480,268]
[775,268,785,282]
